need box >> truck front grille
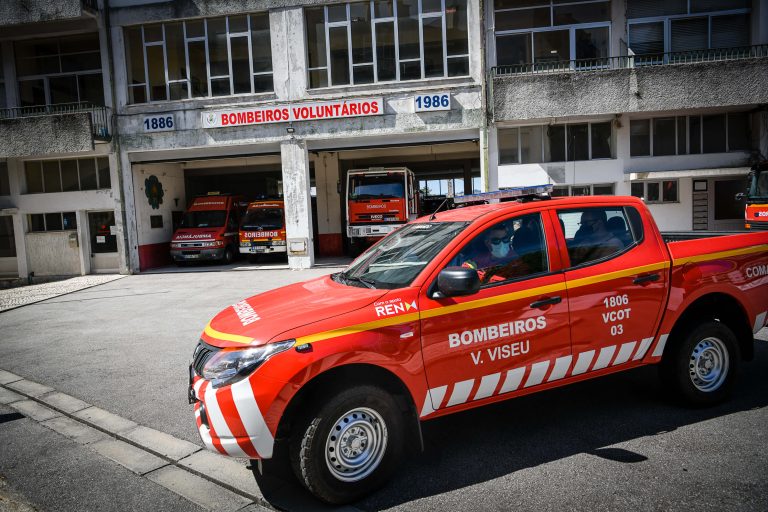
[192,340,219,377]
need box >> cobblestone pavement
[0,275,126,313]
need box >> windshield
[749,170,768,200]
[241,208,284,230]
[180,210,227,228]
[349,175,405,200]
[339,221,469,289]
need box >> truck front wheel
[661,321,740,406]
[290,386,404,504]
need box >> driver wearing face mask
[462,225,528,283]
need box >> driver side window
[449,213,548,285]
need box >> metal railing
[493,44,768,77]
[0,102,111,140]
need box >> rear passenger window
[557,207,641,267]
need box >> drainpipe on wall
[478,0,491,193]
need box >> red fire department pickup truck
[189,195,767,504]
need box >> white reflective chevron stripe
[446,379,474,407]
[524,361,549,388]
[203,386,248,457]
[420,385,447,417]
[474,373,501,401]
[547,355,573,382]
[613,342,637,366]
[754,311,767,334]
[231,379,274,458]
[633,337,654,360]
[499,367,526,394]
[571,350,595,375]
[651,334,669,357]
[592,345,616,370]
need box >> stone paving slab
[146,465,253,512]
[123,425,201,461]
[74,406,139,435]
[0,370,22,385]
[178,450,263,500]
[41,416,111,445]
[91,439,168,476]
[38,391,90,414]
[0,274,126,312]
[0,386,24,405]
[10,400,61,422]
[5,379,54,398]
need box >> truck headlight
[202,340,295,388]
[171,243,182,249]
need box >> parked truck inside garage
[238,200,287,260]
[189,193,767,504]
[170,194,244,265]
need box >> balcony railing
[0,102,111,140]
[493,44,768,76]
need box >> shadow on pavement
[253,342,768,511]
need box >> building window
[494,0,610,70]
[630,113,750,157]
[124,13,273,104]
[0,216,15,257]
[0,162,10,196]
[631,180,678,203]
[24,157,111,194]
[15,34,104,107]
[150,215,164,228]
[627,1,750,62]
[498,121,614,164]
[28,212,77,232]
[419,176,467,197]
[306,0,469,88]
[552,183,614,196]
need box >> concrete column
[76,210,91,275]
[271,7,308,102]
[12,213,27,278]
[281,139,314,269]
[611,0,627,56]
[96,8,114,109]
[111,26,128,109]
[119,149,140,272]
[486,125,499,191]
[313,152,343,256]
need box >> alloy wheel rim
[325,407,388,482]
[689,336,729,392]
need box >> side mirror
[434,267,481,298]
[735,192,746,201]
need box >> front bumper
[190,373,275,459]
[239,244,287,255]
[171,248,225,261]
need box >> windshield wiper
[340,273,377,289]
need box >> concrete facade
[0,115,95,158]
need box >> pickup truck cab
[238,200,287,258]
[171,194,243,265]
[189,196,767,504]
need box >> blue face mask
[490,243,510,259]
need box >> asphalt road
[1,270,767,511]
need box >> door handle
[530,296,561,309]
[633,273,660,285]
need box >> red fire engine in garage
[189,186,768,504]
[238,200,287,259]
[345,167,419,253]
[170,193,244,265]
[743,161,768,230]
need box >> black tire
[660,321,740,406]
[290,385,404,505]
[222,246,234,265]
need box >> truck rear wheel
[660,321,739,406]
[290,386,403,504]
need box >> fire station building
[1,0,767,278]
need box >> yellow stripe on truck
[672,244,768,266]
[204,323,254,345]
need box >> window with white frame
[629,112,750,157]
[552,183,614,196]
[494,0,611,70]
[419,177,467,197]
[631,179,678,203]
[28,212,77,232]
[24,157,111,194]
[627,0,750,62]
[498,121,614,164]
[305,0,469,88]
[124,13,273,104]
[15,34,104,107]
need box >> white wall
[26,231,80,276]
[644,178,694,232]
[133,163,186,246]
[0,257,17,276]
[312,152,341,235]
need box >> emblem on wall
[145,175,164,210]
